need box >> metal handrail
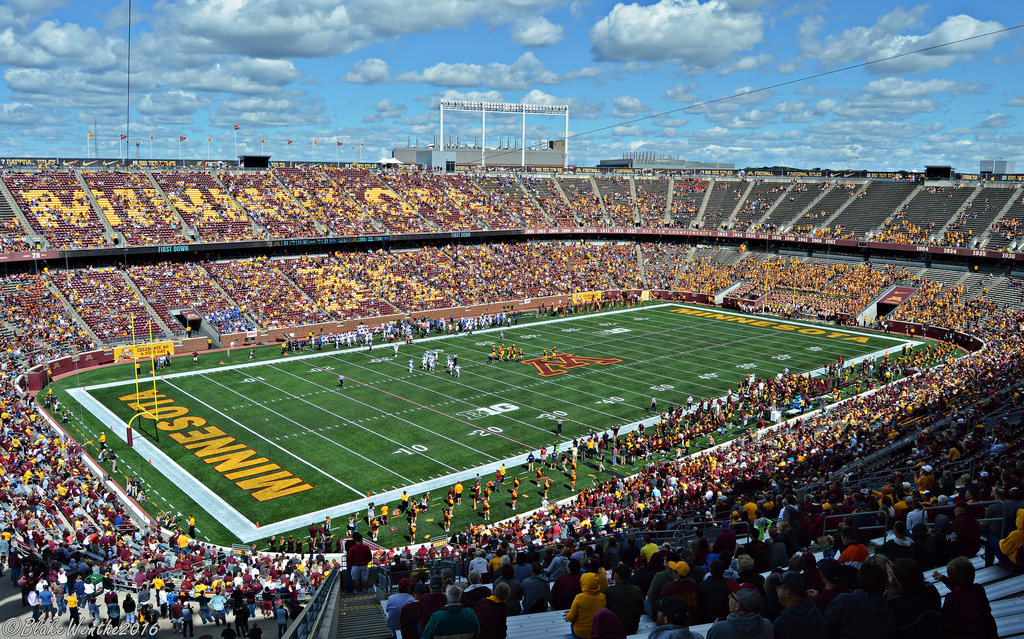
[281,566,340,639]
[823,510,890,540]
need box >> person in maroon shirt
[932,556,998,639]
[346,532,372,593]
[417,576,448,632]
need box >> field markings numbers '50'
[650,384,674,391]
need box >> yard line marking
[196,374,416,483]
[161,378,364,497]
[265,363,502,463]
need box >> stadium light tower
[439,100,570,168]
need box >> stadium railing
[824,510,890,540]
[282,565,340,639]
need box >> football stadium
[2,3,1024,639]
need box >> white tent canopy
[377,157,402,165]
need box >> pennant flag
[286,140,293,144]
[360,142,364,147]
[120,134,127,140]
[179,136,186,141]
[149,135,155,140]
[337,141,343,146]
[234,125,240,130]
[207,137,212,142]
[88,134,95,139]
[261,139,266,144]
[313,140,318,145]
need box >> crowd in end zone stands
[1,245,1023,638]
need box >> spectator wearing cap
[421,584,480,639]
[773,572,824,639]
[876,521,914,563]
[604,564,644,634]
[386,578,415,637]
[706,584,772,639]
[931,556,997,639]
[649,596,704,639]
[659,560,700,625]
[646,552,681,616]
[822,561,894,639]
[418,575,448,632]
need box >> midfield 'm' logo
[523,353,623,377]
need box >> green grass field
[51,303,919,547]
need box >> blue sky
[0,0,1021,170]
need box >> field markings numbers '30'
[773,354,792,360]
[456,403,519,421]
[736,363,757,370]
[698,372,718,380]
[536,410,568,420]
[806,346,823,352]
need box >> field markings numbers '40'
[597,396,625,405]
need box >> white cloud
[397,53,561,91]
[590,0,764,68]
[521,89,604,120]
[211,95,326,127]
[977,113,1008,129]
[342,58,390,84]
[137,90,210,117]
[664,83,698,103]
[613,124,642,136]
[718,53,774,75]
[777,59,797,74]
[1006,97,1024,107]
[363,98,407,123]
[611,95,648,118]
[509,16,564,47]
[800,9,1007,74]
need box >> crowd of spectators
[83,170,185,246]
[205,257,335,329]
[153,171,260,242]
[220,171,322,239]
[275,167,381,235]
[4,171,108,249]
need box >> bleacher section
[944,187,1015,248]
[731,181,786,231]
[474,175,545,227]
[126,263,242,334]
[555,176,603,226]
[700,180,745,229]
[791,182,853,235]
[825,180,918,239]
[153,171,259,242]
[759,181,825,231]
[339,168,429,233]
[633,178,670,227]
[220,171,322,238]
[4,170,108,248]
[520,176,573,226]
[987,192,1024,251]
[275,167,381,235]
[594,176,635,226]
[205,257,333,328]
[882,184,973,243]
[83,170,185,246]
[51,268,165,343]
[668,178,709,227]
[380,171,490,230]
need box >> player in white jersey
[393,342,400,357]
[454,364,461,378]
[409,358,415,373]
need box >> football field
[55,303,918,545]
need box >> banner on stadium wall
[640,290,652,301]
[113,341,175,361]
[572,291,603,303]
[876,287,917,306]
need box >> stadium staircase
[663,177,676,225]
[979,191,1024,249]
[146,169,199,241]
[514,177,554,225]
[627,175,642,225]
[272,170,330,236]
[74,170,121,246]
[0,183,37,249]
[214,172,266,239]
[585,175,612,224]
[44,280,99,345]
[817,181,868,230]
[118,270,175,336]
[336,592,391,639]
[934,183,984,239]
[720,179,756,228]
[695,179,715,225]
[781,182,835,233]
[748,182,793,229]
[954,186,1015,248]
